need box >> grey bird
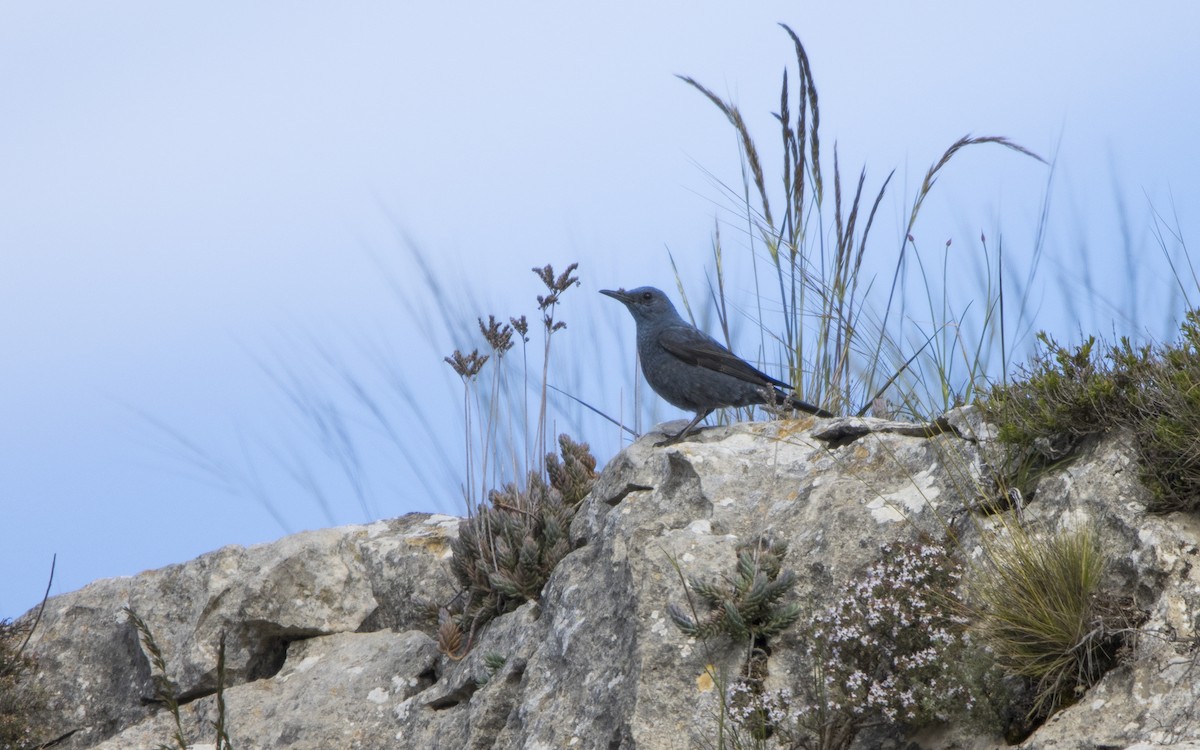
[601,286,832,444]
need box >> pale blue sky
[3,3,1199,618]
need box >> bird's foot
[652,411,710,447]
[654,425,701,447]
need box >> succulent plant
[669,536,801,642]
[439,435,596,658]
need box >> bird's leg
[656,409,712,447]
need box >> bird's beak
[599,288,631,303]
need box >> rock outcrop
[14,410,1200,749]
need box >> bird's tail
[775,389,834,419]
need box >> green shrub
[1122,310,1200,511]
[984,333,1135,452]
[985,312,1200,512]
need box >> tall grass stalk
[679,24,1047,421]
[124,607,189,750]
[533,264,580,476]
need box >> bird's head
[599,286,679,325]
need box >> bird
[600,286,832,444]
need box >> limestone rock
[19,513,457,749]
[13,409,1200,749]
[89,630,440,750]
[995,436,1200,749]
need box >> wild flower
[692,541,975,750]
[806,541,971,728]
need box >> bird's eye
[642,292,653,301]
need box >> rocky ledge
[14,409,1200,749]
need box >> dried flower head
[479,315,514,355]
[531,262,580,331]
[444,349,489,379]
[510,315,529,340]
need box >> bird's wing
[657,325,790,389]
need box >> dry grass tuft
[970,523,1133,720]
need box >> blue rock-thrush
[601,286,832,444]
